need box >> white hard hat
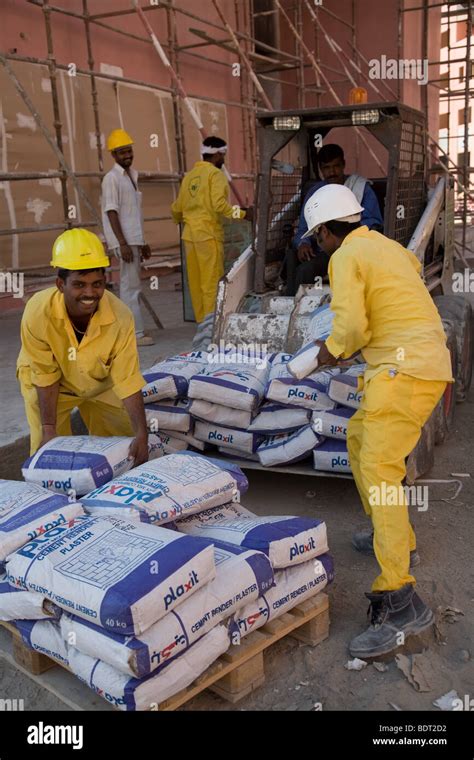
[302,184,364,239]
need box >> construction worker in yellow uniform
[302,184,453,658]
[171,136,252,328]
[17,229,150,465]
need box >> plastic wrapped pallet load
[176,502,329,569]
[328,364,366,409]
[311,406,355,440]
[80,452,248,525]
[0,481,84,569]
[256,425,322,467]
[21,435,163,497]
[67,624,230,711]
[194,421,263,454]
[141,351,209,403]
[144,400,192,433]
[189,399,254,429]
[0,572,60,622]
[313,439,352,474]
[188,354,270,412]
[233,553,334,639]
[6,514,216,635]
[60,541,274,678]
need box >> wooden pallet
[0,592,329,710]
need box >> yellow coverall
[171,161,246,323]
[17,287,145,454]
[325,227,453,592]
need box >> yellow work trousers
[19,368,133,455]
[347,369,446,593]
[184,238,224,324]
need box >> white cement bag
[161,429,208,451]
[188,356,270,412]
[6,514,215,635]
[233,553,334,639]
[0,481,84,568]
[177,503,329,569]
[311,406,355,440]
[288,343,321,380]
[313,439,351,473]
[257,425,322,467]
[68,624,230,710]
[142,351,209,402]
[189,399,253,429]
[157,432,189,454]
[194,421,263,454]
[21,435,163,497]
[61,541,273,678]
[266,357,340,411]
[328,364,366,409]
[0,572,60,621]
[218,447,260,461]
[80,452,248,525]
[248,402,310,434]
[14,619,69,667]
[309,303,334,340]
[145,400,191,433]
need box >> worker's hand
[244,207,254,223]
[141,244,151,260]
[39,424,57,450]
[120,243,134,263]
[128,433,149,467]
[297,243,315,263]
[314,339,338,367]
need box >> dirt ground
[1,387,472,712]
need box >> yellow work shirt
[17,287,145,400]
[171,161,245,243]
[325,226,453,382]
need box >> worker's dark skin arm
[35,381,60,448]
[107,210,133,263]
[122,391,150,466]
[314,339,339,367]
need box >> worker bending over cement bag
[68,624,230,710]
[141,351,209,403]
[233,553,333,640]
[176,502,328,569]
[0,573,60,622]
[21,435,163,498]
[81,452,248,525]
[60,541,273,678]
[0,480,84,569]
[6,514,215,636]
[257,425,322,467]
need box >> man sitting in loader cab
[286,144,383,295]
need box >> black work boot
[349,583,434,659]
[352,529,420,568]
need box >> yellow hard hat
[50,229,110,270]
[107,128,134,152]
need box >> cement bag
[68,624,230,711]
[313,439,351,473]
[189,399,253,429]
[233,553,334,639]
[14,619,69,667]
[61,541,273,678]
[287,343,321,380]
[309,303,334,340]
[21,435,163,498]
[161,429,208,451]
[0,572,60,621]
[311,406,355,440]
[157,432,189,454]
[6,514,215,635]
[145,400,191,433]
[0,481,84,568]
[188,356,270,412]
[80,452,248,525]
[194,421,263,454]
[266,357,340,411]
[328,364,366,409]
[141,351,209,402]
[257,425,322,467]
[177,502,329,569]
[248,402,310,434]
[218,447,260,461]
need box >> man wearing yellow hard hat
[16,229,150,465]
[301,184,453,658]
[171,136,252,331]
[101,128,154,347]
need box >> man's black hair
[317,144,345,166]
[57,267,105,281]
[202,135,227,160]
[324,219,360,238]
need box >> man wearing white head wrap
[171,136,251,324]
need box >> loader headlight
[273,116,301,130]
[351,109,380,125]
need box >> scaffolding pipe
[83,0,104,174]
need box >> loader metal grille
[394,121,425,245]
[265,169,303,262]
